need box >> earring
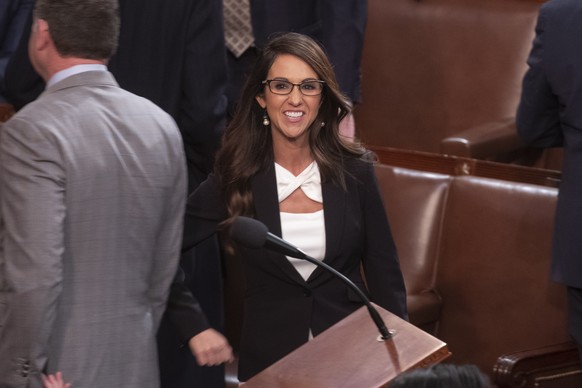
[262,111,270,126]
[321,121,325,127]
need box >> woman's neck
[273,143,314,176]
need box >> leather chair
[371,147,579,386]
[355,0,550,166]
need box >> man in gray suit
[0,0,187,386]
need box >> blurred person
[0,0,188,386]
[182,32,407,382]
[0,0,34,102]
[388,364,492,388]
[516,0,582,364]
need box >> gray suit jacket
[0,71,187,387]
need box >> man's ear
[32,19,52,50]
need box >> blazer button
[20,360,30,377]
[303,289,311,297]
[21,361,29,377]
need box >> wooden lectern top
[242,303,450,388]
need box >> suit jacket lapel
[307,178,346,283]
[42,71,118,97]
[252,164,281,236]
[252,164,306,284]
[322,178,346,263]
[252,165,348,284]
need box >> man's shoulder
[5,84,178,140]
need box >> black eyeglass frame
[261,79,326,96]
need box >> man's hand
[188,328,234,366]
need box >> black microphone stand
[230,216,393,341]
[293,248,393,341]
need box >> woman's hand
[188,328,235,366]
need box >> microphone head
[230,216,269,249]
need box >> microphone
[230,216,393,340]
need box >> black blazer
[183,157,407,381]
[0,0,34,100]
[516,0,582,288]
[250,0,368,103]
[112,0,228,186]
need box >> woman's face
[256,54,322,146]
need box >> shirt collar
[46,64,108,89]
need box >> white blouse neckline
[274,161,322,204]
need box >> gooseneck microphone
[230,216,393,340]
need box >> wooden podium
[242,304,451,387]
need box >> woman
[183,32,407,382]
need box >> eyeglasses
[262,79,325,96]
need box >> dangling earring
[320,121,325,127]
[262,111,270,126]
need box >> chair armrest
[493,342,582,387]
[440,118,524,159]
[407,291,442,336]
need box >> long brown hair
[215,32,367,230]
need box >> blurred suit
[0,0,34,102]
[516,0,582,363]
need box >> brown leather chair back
[356,0,541,153]
[375,164,449,333]
[436,175,567,371]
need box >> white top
[280,210,326,281]
[275,161,323,203]
[275,162,326,281]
